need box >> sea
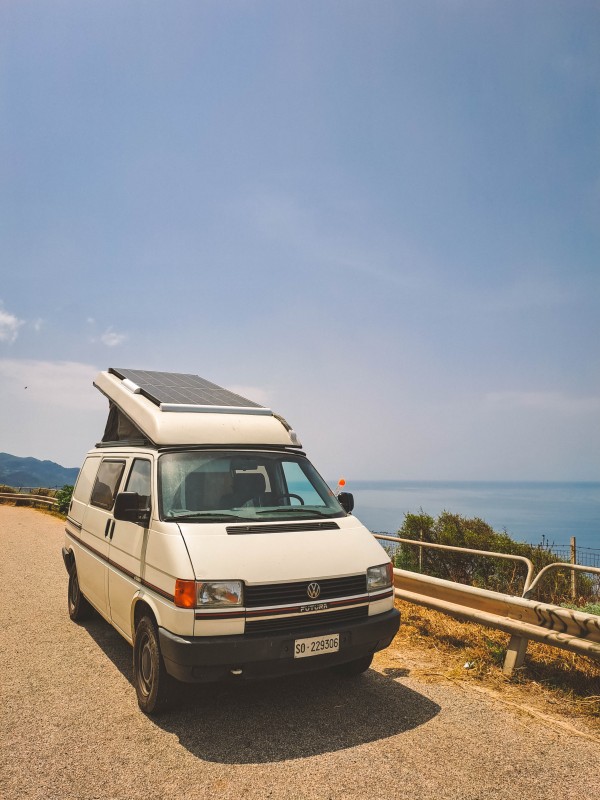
[345,481,600,551]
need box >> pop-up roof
[108,367,266,412]
[94,368,301,448]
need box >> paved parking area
[1,505,598,800]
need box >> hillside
[0,453,79,488]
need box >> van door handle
[109,520,116,540]
[104,519,111,537]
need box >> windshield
[158,450,345,522]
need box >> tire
[331,654,373,677]
[68,567,92,622]
[133,616,175,715]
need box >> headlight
[197,580,244,607]
[367,563,393,592]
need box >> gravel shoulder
[1,505,598,800]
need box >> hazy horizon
[3,449,600,488]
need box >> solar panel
[108,368,265,409]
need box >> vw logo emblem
[307,582,321,599]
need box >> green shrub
[55,485,74,515]
[393,510,579,602]
[562,602,600,616]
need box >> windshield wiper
[166,511,246,521]
[255,507,332,517]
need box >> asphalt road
[1,505,598,800]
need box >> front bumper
[159,608,400,683]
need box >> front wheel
[331,654,373,677]
[68,567,92,622]
[133,616,175,715]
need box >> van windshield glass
[158,451,345,522]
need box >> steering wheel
[276,493,305,505]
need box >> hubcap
[70,575,79,609]
[138,634,153,696]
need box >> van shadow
[83,616,440,764]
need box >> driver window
[90,460,126,510]
[125,459,152,510]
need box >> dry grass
[379,599,600,733]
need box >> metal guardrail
[0,486,59,494]
[0,492,58,508]
[375,533,600,675]
[375,534,536,591]
[525,561,600,599]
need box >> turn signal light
[174,579,196,608]
[386,561,394,585]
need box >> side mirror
[114,492,151,526]
[337,492,354,514]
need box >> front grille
[227,521,340,535]
[245,574,367,608]
[245,605,368,635]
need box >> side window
[90,460,126,510]
[125,459,152,510]
[72,457,102,504]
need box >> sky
[1,1,599,481]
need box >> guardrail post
[502,634,529,676]
[570,536,577,602]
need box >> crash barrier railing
[0,492,58,508]
[0,486,58,495]
[374,534,600,675]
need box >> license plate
[294,633,340,659]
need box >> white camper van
[63,368,400,713]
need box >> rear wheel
[68,567,92,622]
[133,616,175,715]
[331,654,373,677]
